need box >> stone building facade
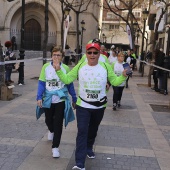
[0,0,102,52]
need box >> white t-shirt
[113,62,125,87]
[44,63,66,103]
[78,64,107,109]
[108,55,117,64]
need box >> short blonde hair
[117,52,125,58]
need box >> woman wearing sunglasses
[53,43,127,170]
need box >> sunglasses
[87,51,99,55]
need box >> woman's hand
[53,57,61,71]
[37,100,42,108]
[122,69,128,77]
[72,102,76,110]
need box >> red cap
[5,41,12,47]
[86,43,100,51]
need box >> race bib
[85,89,100,101]
[46,80,62,89]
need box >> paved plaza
[0,59,170,170]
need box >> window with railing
[109,24,119,30]
[132,11,141,18]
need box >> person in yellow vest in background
[78,38,109,64]
[130,49,137,71]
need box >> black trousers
[153,70,158,89]
[75,105,105,168]
[112,86,124,104]
[44,101,65,148]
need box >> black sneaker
[117,101,121,107]
[87,149,95,159]
[113,103,117,111]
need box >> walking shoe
[9,80,14,83]
[87,149,95,159]
[117,101,121,108]
[113,103,117,111]
[48,131,54,141]
[72,166,85,170]
[52,148,60,158]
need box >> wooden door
[25,19,41,50]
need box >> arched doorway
[25,19,41,50]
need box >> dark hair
[92,38,101,44]
[5,41,12,47]
[65,45,70,49]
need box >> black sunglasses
[87,51,99,55]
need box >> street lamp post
[18,0,25,85]
[133,22,138,47]
[43,0,49,65]
[80,20,85,52]
[139,8,149,75]
[97,26,101,39]
[162,25,170,95]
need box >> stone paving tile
[150,112,170,126]
[66,152,160,170]
[0,117,46,140]
[0,144,33,170]
[5,102,37,116]
[103,109,143,126]
[160,130,170,147]
[95,125,151,149]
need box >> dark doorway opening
[25,19,41,50]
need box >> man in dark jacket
[154,49,165,92]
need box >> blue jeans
[75,106,105,168]
[5,69,12,81]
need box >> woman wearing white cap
[108,45,117,64]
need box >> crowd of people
[3,36,167,170]
[36,38,139,170]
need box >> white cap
[111,45,115,49]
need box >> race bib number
[85,90,100,101]
[46,80,62,89]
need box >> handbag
[14,62,20,70]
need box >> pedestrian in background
[53,43,127,170]
[108,47,117,64]
[11,35,17,51]
[64,44,71,65]
[124,50,133,88]
[154,48,165,92]
[111,52,127,110]
[100,44,108,57]
[36,46,77,158]
[4,41,15,86]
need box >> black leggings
[44,101,65,148]
[112,86,124,104]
